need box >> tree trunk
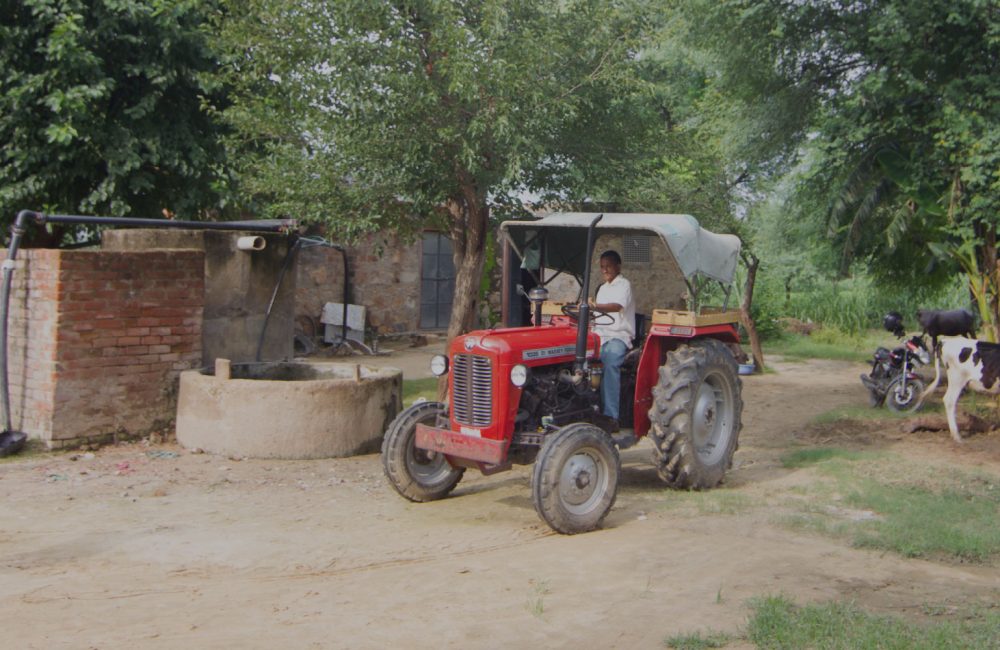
[973,220,999,342]
[436,185,489,400]
[739,251,765,372]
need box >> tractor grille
[451,354,493,427]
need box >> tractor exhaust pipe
[573,214,603,377]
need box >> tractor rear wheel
[648,339,742,489]
[531,423,620,534]
[382,401,465,502]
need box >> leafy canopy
[676,0,1000,290]
[221,0,670,238]
[0,0,232,225]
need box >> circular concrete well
[176,361,402,459]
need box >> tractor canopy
[500,213,741,285]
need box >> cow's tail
[916,347,942,409]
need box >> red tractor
[382,213,744,534]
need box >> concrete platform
[176,361,402,459]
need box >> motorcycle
[860,312,931,412]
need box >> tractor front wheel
[531,423,620,534]
[648,339,743,489]
[382,401,465,502]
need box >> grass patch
[747,594,1000,649]
[781,447,871,468]
[402,377,440,406]
[810,404,929,424]
[657,489,756,516]
[764,326,941,365]
[664,631,731,649]
[765,329,887,363]
[525,579,550,619]
[846,480,1000,562]
[776,450,1000,563]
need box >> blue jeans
[600,339,628,421]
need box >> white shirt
[594,274,635,349]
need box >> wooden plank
[651,308,740,327]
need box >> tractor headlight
[510,364,529,387]
[430,354,449,376]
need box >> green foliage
[782,275,965,336]
[220,0,670,235]
[674,0,1000,331]
[747,595,1000,650]
[0,0,232,225]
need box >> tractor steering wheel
[561,303,614,326]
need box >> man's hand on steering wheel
[561,302,613,325]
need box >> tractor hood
[500,212,741,284]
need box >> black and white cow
[918,336,1000,442]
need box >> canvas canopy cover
[500,213,741,285]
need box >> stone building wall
[295,244,346,339]
[344,233,423,335]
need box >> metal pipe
[573,214,603,375]
[0,211,33,432]
[23,210,294,232]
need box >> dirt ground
[2,355,999,649]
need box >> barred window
[622,235,651,266]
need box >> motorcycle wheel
[885,376,925,413]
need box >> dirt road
[1,358,998,649]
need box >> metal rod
[574,214,603,374]
[24,210,294,232]
[0,211,32,431]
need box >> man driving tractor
[588,250,635,430]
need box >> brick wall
[5,249,204,448]
[7,249,60,440]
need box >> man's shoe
[595,414,619,435]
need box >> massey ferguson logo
[464,338,477,350]
[523,344,577,361]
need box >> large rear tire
[531,423,620,534]
[382,401,465,502]
[648,339,743,489]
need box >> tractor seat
[632,313,647,348]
